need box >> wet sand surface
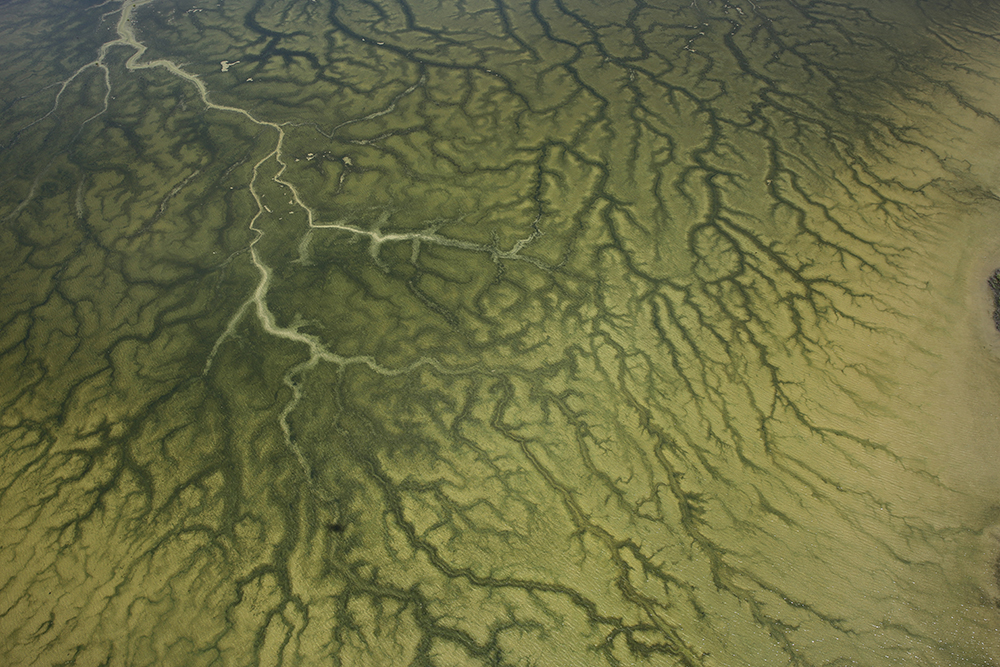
[2,0,1000,665]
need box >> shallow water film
[4,0,1000,665]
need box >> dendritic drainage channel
[2,0,1000,666]
[20,0,544,491]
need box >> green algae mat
[3,0,1000,665]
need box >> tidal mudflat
[2,0,1000,665]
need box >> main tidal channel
[3,0,1000,665]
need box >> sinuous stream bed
[3,0,1000,665]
